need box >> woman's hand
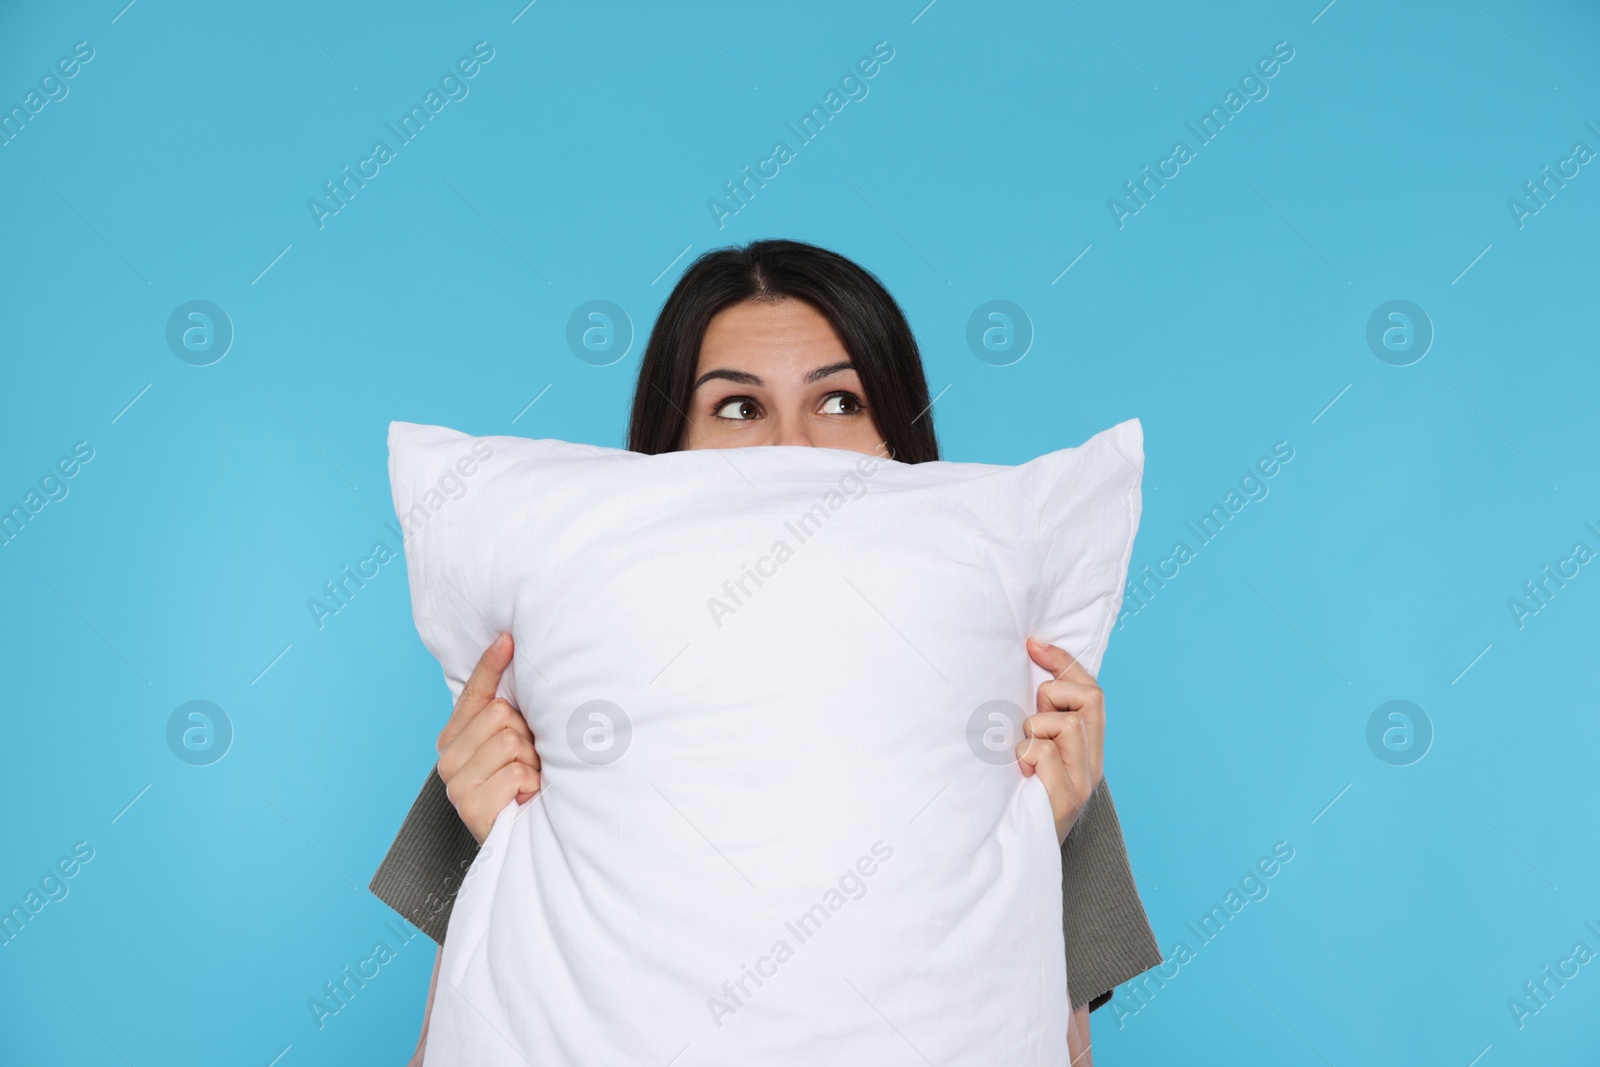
[436,633,541,844]
[1015,636,1105,846]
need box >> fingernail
[495,632,510,649]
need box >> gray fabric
[369,766,1161,1012]
[1063,775,1163,1012]
[368,766,478,946]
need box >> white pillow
[390,419,1144,1067]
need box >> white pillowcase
[390,419,1144,1067]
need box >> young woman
[371,239,1161,1064]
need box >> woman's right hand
[436,632,541,844]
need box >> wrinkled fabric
[388,420,1143,1066]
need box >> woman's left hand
[1015,636,1106,845]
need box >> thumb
[1027,635,1073,676]
[1027,635,1096,686]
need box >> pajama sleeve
[368,765,480,946]
[1062,775,1164,1012]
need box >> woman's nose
[768,416,817,448]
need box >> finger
[1035,678,1105,775]
[1023,709,1083,743]
[1018,735,1076,841]
[452,723,539,802]
[1026,712,1096,810]
[1026,636,1096,686]
[452,755,541,844]
[1035,679,1100,717]
[1015,735,1039,777]
[481,758,542,806]
[447,697,530,763]
[1052,713,1093,796]
[439,698,533,781]
[439,633,514,752]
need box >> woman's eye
[713,397,761,420]
[819,392,863,416]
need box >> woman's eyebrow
[692,368,764,390]
[691,361,855,390]
[804,360,855,383]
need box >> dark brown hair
[626,239,940,463]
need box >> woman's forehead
[698,299,849,374]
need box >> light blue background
[3,1,1597,1063]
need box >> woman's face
[679,298,890,457]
